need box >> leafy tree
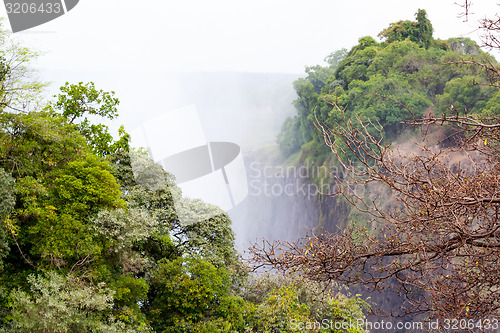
[172,202,238,267]
[0,168,14,271]
[278,10,497,164]
[91,208,157,264]
[55,82,119,124]
[241,273,368,333]
[415,9,433,48]
[4,272,135,332]
[324,48,348,68]
[0,18,45,113]
[438,75,494,114]
[250,285,310,332]
[146,257,248,332]
[0,110,90,178]
[0,169,15,220]
[252,105,500,321]
[51,82,129,157]
[378,9,433,48]
[11,153,124,267]
[447,37,480,54]
[261,3,500,324]
[277,116,303,157]
[335,37,378,86]
[0,18,371,332]
[125,149,239,267]
[279,49,348,158]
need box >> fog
[19,0,500,254]
[11,1,499,73]
[37,68,315,251]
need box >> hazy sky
[2,0,498,74]
[1,1,499,245]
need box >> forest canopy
[255,7,500,324]
[1,5,499,331]
[278,9,497,158]
[0,20,367,332]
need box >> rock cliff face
[229,150,346,255]
[230,150,413,329]
[229,155,319,253]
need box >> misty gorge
[1,4,499,332]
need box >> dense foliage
[0,22,366,332]
[263,7,500,323]
[278,9,498,159]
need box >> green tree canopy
[378,9,433,48]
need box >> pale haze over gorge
[2,0,498,249]
[6,0,499,73]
